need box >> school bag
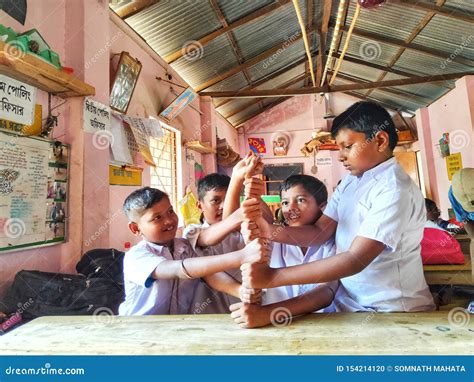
[2,270,125,320]
[75,248,125,284]
[420,228,465,265]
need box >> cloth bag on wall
[179,188,202,226]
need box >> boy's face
[128,196,178,246]
[197,188,227,225]
[426,205,440,221]
[335,128,391,177]
[281,185,323,227]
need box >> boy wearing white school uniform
[235,102,435,327]
[118,187,270,316]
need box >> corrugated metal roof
[126,1,222,57]
[247,40,306,82]
[345,1,427,41]
[217,0,275,24]
[171,34,239,88]
[232,0,305,61]
[394,49,472,77]
[112,0,474,123]
[412,16,474,61]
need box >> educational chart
[0,131,69,252]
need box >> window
[150,123,182,210]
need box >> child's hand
[232,152,252,181]
[241,262,275,289]
[241,198,262,221]
[229,302,272,328]
[245,154,264,178]
[241,220,260,243]
[239,286,262,304]
[240,238,271,265]
[244,177,265,199]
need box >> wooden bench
[0,312,472,355]
[423,235,473,286]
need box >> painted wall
[416,76,474,219]
[0,4,236,297]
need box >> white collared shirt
[119,238,199,315]
[183,221,244,313]
[324,157,435,312]
[264,241,336,305]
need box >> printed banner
[0,74,36,125]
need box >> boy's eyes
[344,144,353,150]
[281,201,289,206]
[297,198,306,203]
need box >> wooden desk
[424,255,472,285]
[1,312,472,355]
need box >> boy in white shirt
[236,101,435,324]
[118,186,269,315]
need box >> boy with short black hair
[119,187,269,316]
[241,101,435,314]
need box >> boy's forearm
[222,175,244,218]
[204,273,241,298]
[264,283,335,318]
[180,250,243,279]
[268,238,384,288]
[196,209,242,247]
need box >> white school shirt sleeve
[124,244,168,288]
[356,187,411,252]
[323,181,344,222]
[182,223,203,249]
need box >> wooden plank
[114,0,160,19]
[304,0,314,87]
[1,312,471,355]
[293,0,316,86]
[0,42,95,98]
[215,57,308,108]
[164,0,292,64]
[225,73,308,118]
[201,71,473,98]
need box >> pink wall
[416,76,474,218]
[0,4,234,297]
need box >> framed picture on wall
[110,51,142,113]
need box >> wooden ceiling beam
[225,73,309,118]
[215,56,309,108]
[163,0,292,64]
[114,0,160,19]
[304,0,314,87]
[201,71,473,98]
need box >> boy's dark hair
[331,101,398,150]
[197,173,230,201]
[123,187,168,221]
[425,198,437,212]
[280,175,328,206]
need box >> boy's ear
[375,131,390,152]
[319,201,327,210]
[128,221,141,236]
[196,200,203,211]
